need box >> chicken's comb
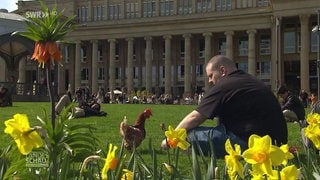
[144,108,152,115]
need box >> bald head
[206,55,237,85]
[207,55,237,72]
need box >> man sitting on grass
[161,55,288,158]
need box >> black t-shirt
[196,70,288,145]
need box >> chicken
[120,108,152,150]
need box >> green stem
[46,63,55,128]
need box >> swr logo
[25,11,57,18]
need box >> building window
[216,0,231,11]
[109,4,121,20]
[311,29,318,52]
[80,47,87,62]
[237,62,248,72]
[81,68,89,80]
[93,5,104,21]
[196,64,204,76]
[284,31,296,54]
[160,0,174,16]
[162,41,166,59]
[199,38,205,58]
[115,43,119,61]
[64,46,69,63]
[257,0,270,7]
[160,66,165,79]
[133,45,137,60]
[126,3,138,18]
[178,0,192,15]
[142,1,156,17]
[98,45,103,62]
[98,67,105,80]
[77,7,88,23]
[180,40,185,58]
[178,65,185,78]
[218,38,226,55]
[257,61,271,76]
[239,36,248,56]
[134,67,139,79]
[236,0,253,8]
[115,67,121,79]
[259,35,271,55]
[197,0,211,13]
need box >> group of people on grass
[55,88,107,118]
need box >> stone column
[163,35,172,95]
[145,36,152,92]
[183,33,191,96]
[91,40,98,93]
[17,57,26,95]
[247,29,257,76]
[108,38,116,101]
[300,14,310,92]
[224,31,234,59]
[271,16,282,92]
[126,38,134,94]
[203,32,212,92]
[74,41,81,90]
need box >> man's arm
[160,110,207,149]
[175,110,207,131]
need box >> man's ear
[220,66,226,77]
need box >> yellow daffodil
[242,134,285,175]
[121,169,133,180]
[4,114,43,155]
[165,125,190,150]
[279,144,294,165]
[250,170,269,180]
[304,124,320,149]
[267,165,299,180]
[224,139,244,179]
[279,165,299,180]
[306,113,320,125]
[101,144,119,180]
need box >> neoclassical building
[1,0,319,98]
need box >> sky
[0,0,18,12]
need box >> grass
[0,102,306,177]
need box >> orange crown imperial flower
[13,0,76,68]
[32,41,62,68]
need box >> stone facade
[1,0,319,98]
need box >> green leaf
[191,146,201,180]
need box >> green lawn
[0,102,306,178]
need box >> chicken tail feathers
[120,116,128,137]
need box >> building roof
[0,12,25,21]
[0,12,26,36]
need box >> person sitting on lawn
[277,85,305,123]
[55,90,107,118]
[0,86,12,107]
[161,55,288,158]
